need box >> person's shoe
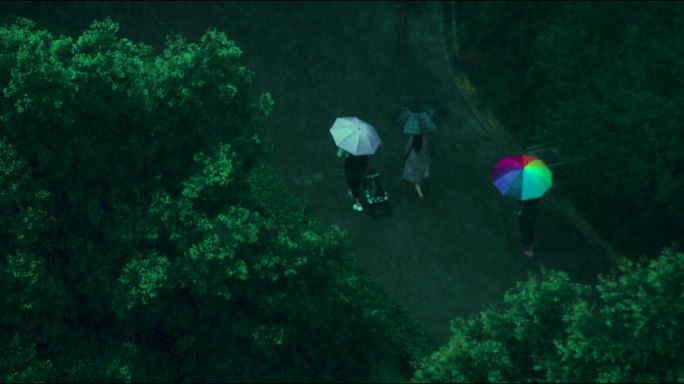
[353,203,364,212]
[523,248,534,258]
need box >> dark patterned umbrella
[393,101,447,134]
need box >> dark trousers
[345,155,367,199]
[520,198,540,249]
[346,174,363,199]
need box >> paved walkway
[234,2,612,342]
[4,1,614,343]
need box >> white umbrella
[329,116,381,155]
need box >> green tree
[0,138,61,383]
[557,246,684,383]
[1,17,434,382]
[413,246,684,383]
[413,269,591,383]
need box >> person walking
[519,198,540,257]
[403,133,430,199]
[339,148,369,212]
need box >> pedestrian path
[204,1,615,343]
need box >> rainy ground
[1,1,614,343]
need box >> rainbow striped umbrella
[492,154,552,201]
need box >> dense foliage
[451,1,684,256]
[414,246,684,383]
[0,18,435,382]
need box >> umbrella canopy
[330,116,381,155]
[492,154,552,201]
[393,101,447,134]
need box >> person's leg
[520,222,534,256]
[345,174,355,196]
[520,199,539,257]
[515,200,523,215]
[350,176,364,211]
[414,183,423,199]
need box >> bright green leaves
[118,253,170,309]
[415,247,684,383]
[418,330,512,383]
[0,248,64,359]
[189,233,232,262]
[216,207,259,246]
[182,143,234,199]
[2,20,73,120]
[153,27,252,114]
[49,35,73,62]
[180,206,261,296]
[0,139,50,245]
[71,18,150,95]
[415,270,589,383]
[0,137,60,344]
[197,28,245,85]
[503,268,590,338]
[71,19,154,101]
[199,28,243,61]
[257,92,274,117]
[0,138,23,192]
[74,18,119,53]
[1,251,51,327]
[0,333,53,383]
[589,246,684,381]
[5,251,41,288]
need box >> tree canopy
[414,245,684,383]
[0,17,435,382]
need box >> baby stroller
[362,170,392,219]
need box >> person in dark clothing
[403,133,430,199]
[520,198,540,257]
[338,148,369,212]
